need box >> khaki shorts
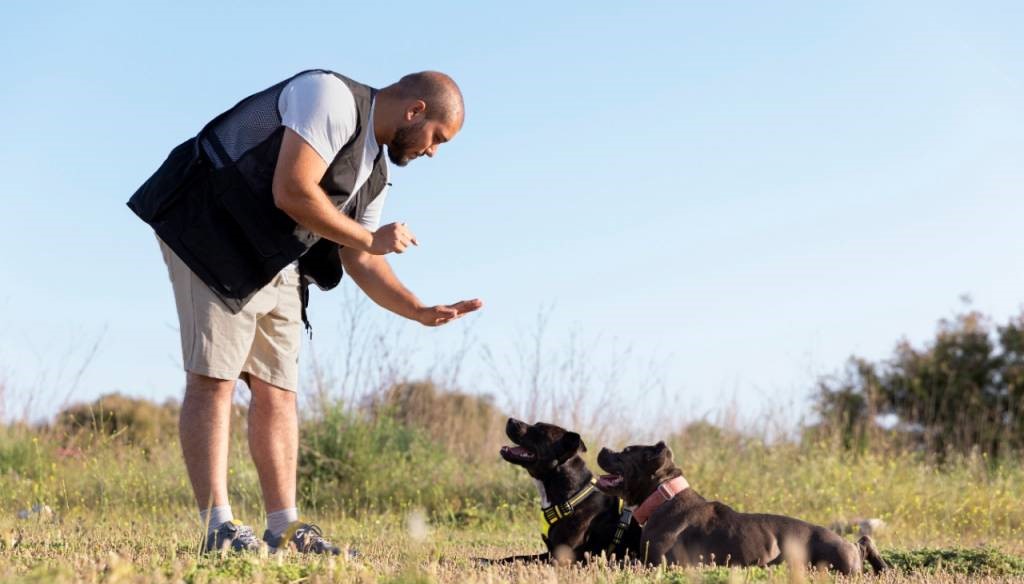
[158,238,303,392]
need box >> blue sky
[1,1,1023,423]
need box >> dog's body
[596,442,886,574]
[481,419,641,564]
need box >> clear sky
[1,1,1023,424]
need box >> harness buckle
[556,501,573,518]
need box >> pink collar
[631,475,690,526]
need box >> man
[127,70,482,554]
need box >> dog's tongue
[597,474,623,488]
[500,445,535,458]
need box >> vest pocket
[216,170,281,259]
[178,163,301,299]
[178,181,262,297]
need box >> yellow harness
[538,479,634,556]
[539,478,598,537]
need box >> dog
[477,418,641,564]
[595,441,887,574]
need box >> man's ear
[557,432,586,463]
[406,100,427,121]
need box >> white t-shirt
[278,71,388,231]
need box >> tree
[812,309,1024,458]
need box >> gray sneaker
[204,519,261,553]
[263,522,353,556]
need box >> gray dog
[596,442,886,574]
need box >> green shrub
[371,381,507,462]
[56,393,180,448]
[298,401,524,518]
[0,426,47,478]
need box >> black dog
[596,442,887,574]
[478,418,641,564]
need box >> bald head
[389,71,464,127]
[374,71,464,166]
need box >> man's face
[387,115,459,167]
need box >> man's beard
[387,120,425,167]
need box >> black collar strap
[541,478,598,525]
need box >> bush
[56,393,180,448]
[0,425,48,479]
[298,400,524,518]
[371,381,507,461]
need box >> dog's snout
[597,447,614,468]
[506,418,526,439]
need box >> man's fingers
[386,222,418,247]
[451,299,484,314]
[418,302,481,327]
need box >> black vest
[127,70,388,318]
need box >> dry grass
[1,426,1022,582]
[2,511,1024,584]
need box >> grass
[1,401,1023,582]
[2,512,1024,583]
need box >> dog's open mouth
[596,474,624,489]
[500,445,536,462]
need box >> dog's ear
[557,432,586,463]
[655,440,671,459]
[649,441,674,466]
[659,441,674,464]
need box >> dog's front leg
[639,534,677,567]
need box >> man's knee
[185,372,236,396]
[249,376,297,410]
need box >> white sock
[266,507,299,538]
[199,504,234,533]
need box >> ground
[3,509,1024,583]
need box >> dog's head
[500,418,587,479]
[596,441,678,506]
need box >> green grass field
[2,404,1023,583]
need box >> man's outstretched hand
[414,299,484,327]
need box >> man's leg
[180,372,236,512]
[247,376,342,555]
[157,236,265,551]
[243,269,342,555]
[247,375,298,514]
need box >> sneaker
[204,519,261,553]
[263,522,353,556]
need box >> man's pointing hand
[369,221,418,255]
[415,299,484,327]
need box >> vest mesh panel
[201,85,283,168]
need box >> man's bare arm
[272,128,416,255]
[341,247,483,326]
